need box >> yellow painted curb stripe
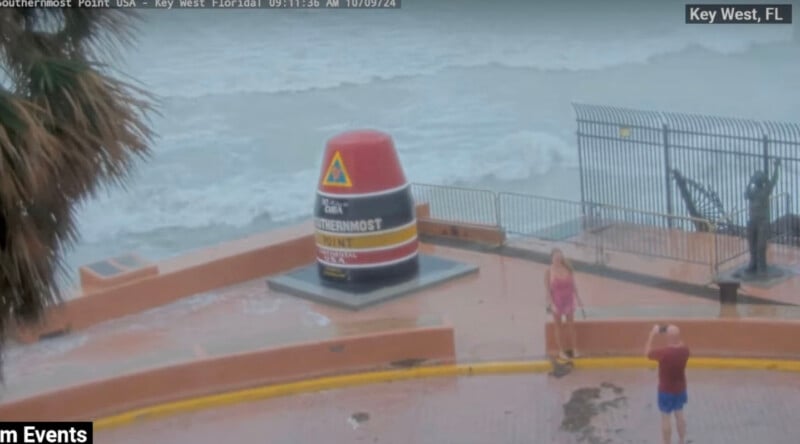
[93,357,800,431]
[315,223,417,249]
[573,357,800,372]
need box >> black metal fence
[409,183,498,226]
[410,181,800,278]
[411,181,800,277]
[573,104,800,227]
[496,191,717,267]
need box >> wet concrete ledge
[0,324,456,422]
[545,318,800,359]
[420,235,793,306]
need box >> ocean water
[61,0,799,286]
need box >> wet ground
[96,368,800,444]
[1,242,721,402]
[5,236,800,443]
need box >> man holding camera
[645,324,690,444]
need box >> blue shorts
[657,390,688,414]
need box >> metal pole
[763,134,770,176]
[663,124,674,228]
[577,130,588,229]
[494,192,502,229]
[711,222,719,278]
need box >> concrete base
[720,265,796,289]
[267,254,479,310]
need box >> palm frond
[0,8,155,379]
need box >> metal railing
[497,191,717,273]
[498,193,585,240]
[410,182,499,226]
[573,104,800,226]
[411,182,797,277]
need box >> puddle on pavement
[348,411,370,429]
[561,382,627,444]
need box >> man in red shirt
[645,324,690,444]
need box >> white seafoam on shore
[61,0,799,286]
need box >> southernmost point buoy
[268,129,477,309]
[314,130,419,284]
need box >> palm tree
[0,9,155,375]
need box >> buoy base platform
[267,254,478,310]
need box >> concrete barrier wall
[0,326,456,421]
[13,228,317,342]
[546,319,800,359]
[12,204,482,342]
[417,218,505,246]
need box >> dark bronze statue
[744,159,781,275]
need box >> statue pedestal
[732,265,786,282]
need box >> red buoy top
[317,130,408,196]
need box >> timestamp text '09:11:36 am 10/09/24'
[266,0,400,8]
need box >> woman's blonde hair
[550,248,574,273]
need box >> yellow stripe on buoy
[314,223,417,250]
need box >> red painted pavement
[96,368,800,444]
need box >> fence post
[662,123,674,228]
[710,221,719,278]
[594,204,606,265]
[576,130,588,223]
[763,134,770,176]
[494,192,502,228]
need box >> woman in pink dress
[544,248,579,359]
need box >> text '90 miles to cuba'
[34,0,401,8]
